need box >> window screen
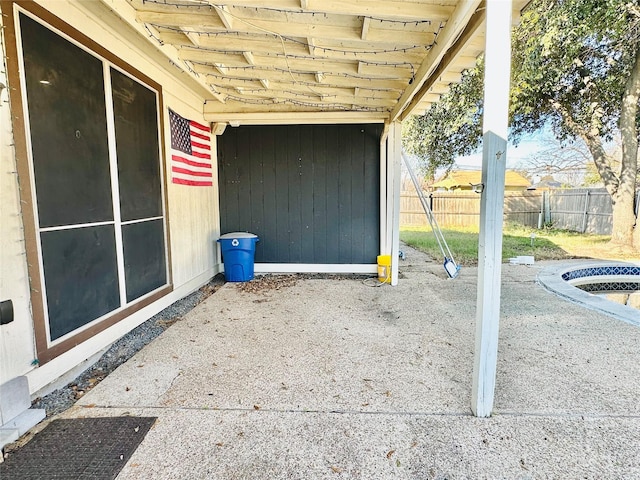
[19,11,168,342]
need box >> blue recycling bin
[217,232,259,282]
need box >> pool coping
[537,259,640,328]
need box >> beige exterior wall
[1,1,221,395]
[0,18,37,384]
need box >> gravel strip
[31,275,225,417]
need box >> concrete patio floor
[59,245,640,479]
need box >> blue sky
[453,134,548,170]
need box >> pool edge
[537,260,640,328]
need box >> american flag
[169,109,213,186]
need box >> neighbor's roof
[96,0,529,124]
[531,175,562,189]
[433,170,531,189]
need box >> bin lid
[218,232,258,239]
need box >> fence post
[538,192,544,228]
[544,191,551,225]
[582,190,590,233]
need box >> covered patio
[2,0,529,418]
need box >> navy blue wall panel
[218,124,381,264]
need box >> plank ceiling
[104,0,528,123]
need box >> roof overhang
[96,0,529,123]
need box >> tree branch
[550,99,620,196]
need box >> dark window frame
[4,1,173,364]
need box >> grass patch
[400,224,636,266]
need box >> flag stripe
[191,140,211,150]
[189,120,210,132]
[171,155,212,169]
[172,166,213,178]
[173,177,213,187]
[191,151,211,160]
[190,131,211,142]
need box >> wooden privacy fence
[544,188,613,235]
[400,188,618,235]
[400,190,543,229]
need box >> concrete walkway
[61,245,640,479]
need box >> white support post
[471,0,513,417]
[380,125,389,255]
[388,121,402,286]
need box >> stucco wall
[1,1,221,394]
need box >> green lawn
[400,224,634,266]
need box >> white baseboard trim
[253,264,377,274]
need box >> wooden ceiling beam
[174,0,456,22]
[194,63,410,90]
[308,38,426,60]
[214,63,229,75]
[130,0,302,11]
[182,48,413,79]
[401,11,486,119]
[211,87,395,108]
[211,81,400,99]
[193,64,316,83]
[136,11,435,45]
[160,32,310,56]
[163,32,424,64]
[307,37,316,55]
[181,30,201,47]
[357,62,413,78]
[242,51,256,65]
[264,57,360,74]
[136,11,225,28]
[208,76,264,88]
[215,5,235,29]
[304,1,454,22]
[276,82,399,97]
[361,17,371,41]
[177,50,250,67]
[228,85,398,100]
[205,101,389,114]
[203,109,386,124]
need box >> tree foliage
[402,60,484,177]
[403,0,640,247]
[511,0,639,144]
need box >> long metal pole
[402,153,457,267]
